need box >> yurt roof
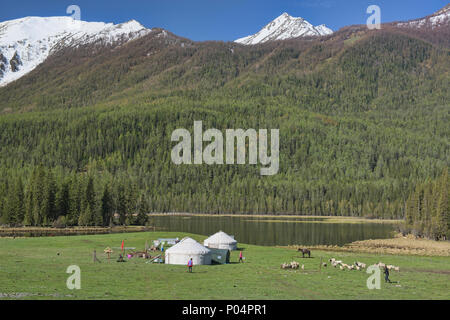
[204,231,237,244]
[165,237,211,254]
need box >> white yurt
[165,237,212,265]
[203,231,238,250]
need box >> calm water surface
[149,215,396,246]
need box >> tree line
[0,166,149,227]
[403,168,449,240]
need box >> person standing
[384,265,391,283]
[238,251,243,263]
[187,258,193,273]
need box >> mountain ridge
[0,5,449,87]
[394,3,450,29]
[235,12,333,45]
[0,16,151,86]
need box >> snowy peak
[0,16,151,86]
[315,24,333,35]
[395,4,450,29]
[235,12,333,45]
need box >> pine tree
[101,185,113,226]
[78,203,93,226]
[84,177,96,211]
[43,170,57,223]
[14,179,25,224]
[434,168,449,240]
[55,181,70,219]
[117,185,127,225]
[68,175,82,226]
[135,195,149,225]
[23,182,33,226]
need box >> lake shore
[147,213,403,224]
[283,233,450,257]
[0,225,156,238]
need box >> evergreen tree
[101,185,113,226]
[78,203,93,226]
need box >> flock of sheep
[280,257,400,272]
[375,262,400,272]
[328,258,400,272]
[328,258,366,270]
[281,261,303,270]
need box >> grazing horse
[298,248,311,258]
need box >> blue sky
[1,0,448,41]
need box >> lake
[149,215,397,246]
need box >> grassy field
[0,231,449,300]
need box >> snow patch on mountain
[0,16,150,87]
[395,4,450,29]
[235,13,333,45]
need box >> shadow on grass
[209,261,246,266]
[292,255,315,259]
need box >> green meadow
[1,232,449,300]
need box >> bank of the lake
[147,214,399,246]
[0,231,449,300]
[287,233,450,257]
[0,225,155,237]
[1,215,400,246]
[148,213,402,224]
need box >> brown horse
[298,248,311,258]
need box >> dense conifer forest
[403,168,449,240]
[0,26,448,235]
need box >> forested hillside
[403,168,449,240]
[0,25,448,226]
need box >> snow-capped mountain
[235,13,333,45]
[395,4,450,29]
[0,16,150,86]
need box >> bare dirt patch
[284,233,450,256]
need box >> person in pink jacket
[239,251,243,263]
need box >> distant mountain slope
[0,16,150,86]
[0,6,448,86]
[0,22,448,113]
[394,3,450,29]
[235,13,333,45]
